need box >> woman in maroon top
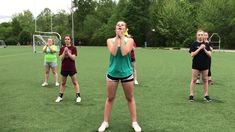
[130,39,139,85]
[55,35,81,103]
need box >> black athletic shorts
[61,71,77,77]
[106,74,134,83]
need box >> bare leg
[103,81,118,122]
[201,70,209,96]
[51,67,59,83]
[132,62,138,81]
[44,65,50,83]
[190,69,200,96]
[59,76,67,93]
[122,81,137,122]
[71,74,80,93]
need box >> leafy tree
[152,0,196,47]
[52,10,70,36]
[197,0,235,48]
[18,30,31,45]
[0,22,12,40]
[13,10,34,33]
[122,0,151,46]
[36,8,53,32]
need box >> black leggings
[208,59,212,77]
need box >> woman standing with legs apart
[55,35,81,103]
[98,21,141,132]
[189,30,212,102]
[42,38,59,87]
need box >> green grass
[0,46,235,132]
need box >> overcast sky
[0,0,71,23]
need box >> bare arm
[120,37,133,56]
[59,47,67,61]
[47,46,56,53]
[42,45,47,52]
[191,44,205,57]
[67,51,76,61]
[107,38,119,56]
[203,48,212,58]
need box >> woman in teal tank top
[98,21,142,132]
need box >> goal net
[33,32,61,53]
[209,33,221,51]
[0,40,6,48]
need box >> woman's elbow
[121,51,128,56]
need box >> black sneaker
[204,96,212,102]
[189,95,194,102]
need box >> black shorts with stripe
[106,74,134,83]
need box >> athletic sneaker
[134,80,139,85]
[41,82,48,87]
[132,122,141,132]
[55,96,63,103]
[76,96,81,103]
[208,80,214,85]
[55,82,60,87]
[196,79,200,84]
[98,121,109,132]
[189,95,194,102]
[204,96,212,102]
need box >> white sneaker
[98,121,109,132]
[76,96,81,103]
[196,79,200,84]
[55,96,63,103]
[41,82,48,87]
[132,122,141,132]
[55,82,60,86]
[134,80,139,85]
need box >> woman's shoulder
[107,37,116,44]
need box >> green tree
[197,0,235,48]
[123,0,151,46]
[18,30,31,45]
[73,0,96,39]
[52,10,70,37]
[13,10,34,33]
[36,8,53,32]
[0,22,12,40]
[153,0,196,47]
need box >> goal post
[209,33,221,52]
[0,40,7,48]
[33,31,61,53]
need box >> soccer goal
[0,40,7,48]
[209,33,221,52]
[33,31,61,53]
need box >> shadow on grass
[191,98,224,104]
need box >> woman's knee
[45,71,50,74]
[72,81,78,86]
[52,70,57,75]
[125,95,134,102]
[107,95,115,102]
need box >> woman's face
[196,31,204,42]
[47,39,53,45]
[116,21,126,33]
[204,32,209,40]
[64,36,71,45]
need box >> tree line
[0,0,234,49]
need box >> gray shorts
[44,62,57,68]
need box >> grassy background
[0,46,235,132]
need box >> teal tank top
[107,38,133,78]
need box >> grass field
[0,46,235,132]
